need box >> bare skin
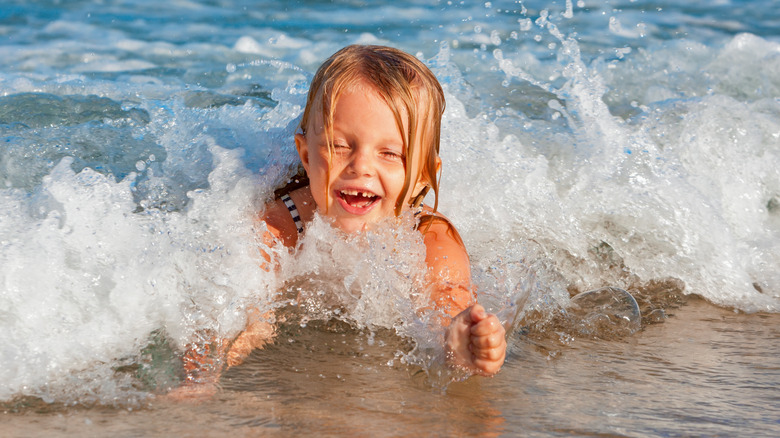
[166,80,506,400]
[256,184,506,376]
[270,81,506,375]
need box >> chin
[330,217,369,234]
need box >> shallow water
[2,299,778,437]
[1,0,780,436]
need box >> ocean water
[1,0,779,436]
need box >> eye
[381,148,404,162]
[379,145,406,162]
[332,142,350,153]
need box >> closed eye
[381,150,404,162]
[332,143,350,153]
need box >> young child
[172,45,506,398]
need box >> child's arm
[166,204,289,400]
[222,197,298,367]
[225,309,275,367]
[421,216,507,376]
[167,316,275,401]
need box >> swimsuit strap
[280,193,304,234]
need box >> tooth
[341,189,375,197]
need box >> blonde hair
[299,45,445,215]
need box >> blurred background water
[1,1,778,436]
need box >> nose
[346,147,375,177]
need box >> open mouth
[338,189,380,210]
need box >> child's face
[296,82,424,233]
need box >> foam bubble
[0,143,277,403]
[2,0,779,406]
[437,30,779,313]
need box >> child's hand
[445,304,506,376]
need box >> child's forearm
[181,338,229,385]
[169,319,276,400]
[225,318,276,367]
[429,283,474,318]
[163,339,228,400]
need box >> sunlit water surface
[1,0,779,436]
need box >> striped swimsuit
[280,193,304,234]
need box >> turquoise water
[1,0,779,436]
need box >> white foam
[0,143,277,402]
[278,213,429,330]
[436,31,780,312]
[2,0,779,405]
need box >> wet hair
[298,44,445,215]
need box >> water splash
[2,0,779,408]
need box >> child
[172,45,506,398]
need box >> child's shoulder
[418,208,473,315]
[418,208,470,275]
[418,208,466,249]
[259,186,315,248]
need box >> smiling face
[296,81,426,233]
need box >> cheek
[306,150,331,181]
[387,169,411,202]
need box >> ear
[410,183,429,209]
[412,179,428,198]
[411,156,441,199]
[295,133,310,172]
[413,156,441,195]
